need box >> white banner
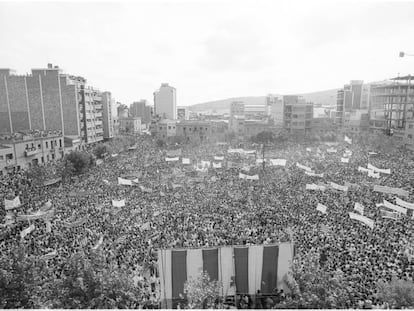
[239,173,259,180]
[92,235,104,250]
[330,182,348,192]
[227,148,244,154]
[96,159,103,166]
[270,159,287,167]
[166,157,179,162]
[316,203,327,214]
[354,202,364,215]
[296,162,312,172]
[306,147,312,152]
[367,163,391,175]
[306,184,326,191]
[201,160,211,168]
[5,196,21,210]
[256,158,267,164]
[325,142,339,146]
[305,171,324,178]
[112,199,126,208]
[344,135,352,144]
[182,158,191,165]
[139,185,153,193]
[243,150,256,155]
[340,157,349,163]
[327,148,337,153]
[373,185,409,198]
[396,198,414,210]
[213,162,222,169]
[349,212,374,229]
[381,209,399,220]
[383,200,407,215]
[214,156,224,161]
[20,224,35,239]
[111,153,118,158]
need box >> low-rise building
[283,95,313,134]
[150,119,177,140]
[119,117,142,135]
[0,131,65,173]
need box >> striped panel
[186,248,203,282]
[261,245,279,294]
[277,243,293,291]
[158,249,172,308]
[248,245,264,294]
[172,250,187,299]
[202,248,219,281]
[219,246,235,297]
[234,247,249,294]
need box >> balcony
[25,148,40,157]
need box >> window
[52,154,55,160]
[409,134,413,139]
[41,157,44,163]
[46,155,50,161]
[6,153,13,160]
[46,142,49,148]
[0,155,3,161]
[38,144,41,149]
[410,124,413,129]
[168,126,171,130]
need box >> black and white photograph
[0,0,414,309]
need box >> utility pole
[262,143,265,171]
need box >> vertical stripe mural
[234,247,249,294]
[261,245,278,294]
[203,248,219,281]
[219,246,235,297]
[186,249,203,282]
[248,245,264,294]
[158,249,173,308]
[171,250,187,299]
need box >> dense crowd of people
[0,133,413,308]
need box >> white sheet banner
[296,162,312,172]
[139,185,153,193]
[20,224,35,239]
[306,148,312,152]
[367,163,391,175]
[214,156,224,161]
[118,177,138,186]
[344,135,352,144]
[396,198,414,210]
[381,210,399,220]
[213,162,222,168]
[305,171,324,178]
[166,157,179,162]
[327,148,337,153]
[306,184,326,191]
[111,153,118,158]
[383,200,407,215]
[112,199,126,208]
[316,203,327,214]
[330,182,348,192]
[341,157,349,163]
[243,150,257,155]
[182,158,191,165]
[270,159,287,167]
[228,148,244,154]
[239,173,259,180]
[373,185,409,198]
[5,196,21,210]
[368,170,380,179]
[256,159,267,164]
[325,142,339,146]
[354,202,364,215]
[349,212,374,229]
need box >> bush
[377,278,414,308]
[93,144,107,159]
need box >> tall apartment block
[101,91,114,139]
[130,100,152,125]
[153,83,176,120]
[283,95,313,134]
[0,64,112,146]
[370,75,414,149]
[267,95,284,127]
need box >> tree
[94,144,107,159]
[156,139,166,148]
[376,278,414,308]
[26,165,48,186]
[251,131,274,144]
[275,250,356,309]
[183,271,223,309]
[65,151,93,175]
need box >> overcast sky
[1,0,414,106]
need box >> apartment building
[283,95,313,134]
[154,83,176,120]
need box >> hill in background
[189,89,338,113]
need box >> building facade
[0,132,65,174]
[177,106,189,120]
[119,117,142,135]
[130,100,152,125]
[101,92,114,140]
[154,83,176,120]
[283,95,313,134]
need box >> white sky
[1,0,414,106]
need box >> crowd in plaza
[1,133,413,308]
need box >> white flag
[213,162,222,169]
[5,196,21,210]
[112,199,126,208]
[344,135,352,144]
[349,212,374,229]
[92,235,104,250]
[316,203,327,214]
[111,153,118,158]
[306,147,312,152]
[340,157,349,163]
[327,148,337,153]
[396,198,414,210]
[354,202,364,215]
[214,156,224,161]
[182,158,191,165]
[201,160,211,168]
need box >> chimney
[47,63,53,69]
